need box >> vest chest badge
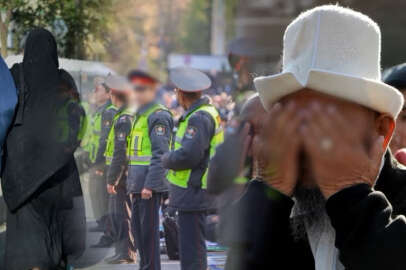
[185,126,197,139]
[154,124,166,136]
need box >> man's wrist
[321,181,371,199]
[257,179,294,201]
[266,181,294,197]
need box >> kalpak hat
[254,5,404,118]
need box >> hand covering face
[2,28,73,211]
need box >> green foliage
[1,0,113,59]
[225,0,238,39]
[178,0,211,54]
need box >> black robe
[1,28,75,211]
[1,28,86,270]
[225,152,406,270]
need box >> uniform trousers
[88,166,109,222]
[108,186,136,259]
[131,193,162,270]
[178,211,207,270]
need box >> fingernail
[299,124,308,134]
[311,102,321,111]
[287,101,296,110]
[327,105,336,114]
[273,103,282,111]
[300,109,310,119]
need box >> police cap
[105,74,131,92]
[169,67,211,92]
[383,63,406,90]
[128,70,159,85]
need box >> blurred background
[2,0,405,122]
[2,0,406,84]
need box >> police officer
[127,70,173,270]
[162,67,224,270]
[227,37,273,115]
[57,70,87,152]
[104,75,137,264]
[89,77,120,248]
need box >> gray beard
[290,185,328,241]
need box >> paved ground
[74,222,182,270]
[0,171,226,270]
[74,222,226,270]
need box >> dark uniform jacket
[162,97,216,211]
[106,107,133,187]
[127,102,173,194]
[95,102,118,165]
[66,101,86,151]
[225,153,406,270]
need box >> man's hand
[141,188,153,200]
[107,184,117,195]
[95,169,104,176]
[253,102,303,196]
[300,104,385,198]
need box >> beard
[290,184,328,241]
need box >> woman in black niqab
[2,28,85,270]
[3,28,72,211]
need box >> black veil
[2,28,75,211]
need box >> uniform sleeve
[143,110,174,191]
[106,115,132,185]
[95,109,115,164]
[67,102,84,152]
[326,184,406,270]
[162,111,215,170]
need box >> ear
[375,113,396,149]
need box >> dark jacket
[162,97,216,211]
[106,108,133,186]
[127,102,173,194]
[95,102,117,165]
[225,153,406,270]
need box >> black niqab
[2,28,73,211]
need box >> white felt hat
[254,5,404,118]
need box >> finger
[262,103,283,137]
[325,105,357,144]
[239,122,251,139]
[309,103,340,141]
[278,112,303,152]
[274,102,297,135]
[300,123,322,157]
[240,134,252,169]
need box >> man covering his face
[225,5,406,270]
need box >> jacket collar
[137,101,157,116]
[375,150,406,215]
[97,100,111,113]
[180,96,210,121]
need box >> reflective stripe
[167,104,224,189]
[127,104,171,166]
[129,155,152,162]
[175,136,182,144]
